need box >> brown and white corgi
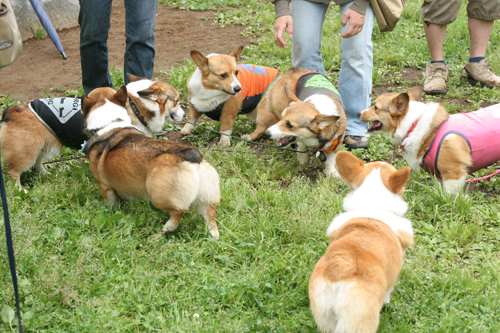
[179,46,280,146]
[260,68,347,177]
[0,74,184,192]
[309,151,414,333]
[359,87,500,193]
[81,86,220,239]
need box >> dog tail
[309,279,383,333]
[1,105,21,123]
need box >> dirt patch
[0,2,251,103]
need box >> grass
[1,0,500,331]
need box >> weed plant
[1,0,500,331]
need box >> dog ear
[407,87,422,101]
[390,93,410,116]
[127,73,145,83]
[80,95,95,117]
[335,151,365,188]
[137,87,159,102]
[312,114,340,130]
[284,86,300,104]
[388,166,411,195]
[114,85,128,107]
[190,50,209,74]
[229,46,244,61]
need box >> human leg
[123,0,158,85]
[78,0,113,95]
[290,0,328,74]
[338,2,374,148]
[420,0,461,95]
[461,0,500,87]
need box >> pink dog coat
[422,104,500,178]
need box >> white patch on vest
[85,100,131,132]
[38,98,81,124]
[305,94,339,117]
[393,101,440,169]
[326,167,412,237]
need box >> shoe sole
[423,88,447,95]
[462,69,496,88]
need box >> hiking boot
[461,59,500,88]
[344,135,369,149]
[423,62,449,95]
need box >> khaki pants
[421,0,500,25]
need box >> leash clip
[315,151,327,162]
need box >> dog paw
[180,124,194,135]
[297,153,309,166]
[325,168,341,178]
[240,134,252,141]
[163,220,179,233]
[209,228,220,240]
[218,137,231,147]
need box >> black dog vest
[28,98,88,150]
[295,72,343,106]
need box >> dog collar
[400,117,421,149]
[315,134,343,162]
[129,97,149,129]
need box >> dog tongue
[277,137,288,146]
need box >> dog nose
[234,85,241,93]
[356,112,361,119]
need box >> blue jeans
[290,0,374,137]
[78,0,158,95]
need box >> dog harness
[295,72,344,157]
[28,98,88,150]
[422,104,500,178]
[202,64,280,121]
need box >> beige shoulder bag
[370,0,406,32]
[0,0,22,68]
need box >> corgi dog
[309,151,414,333]
[0,74,184,192]
[179,46,280,146]
[359,87,500,193]
[81,86,220,239]
[260,68,347,177]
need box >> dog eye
[374,105,378,111]
[286,121,293,129]
[221,73,228,79]
[235,70,239,76]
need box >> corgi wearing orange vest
[180,46,280,146]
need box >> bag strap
[0,161,24,332]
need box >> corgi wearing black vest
[257,68,347,177]
[0,74,183,192]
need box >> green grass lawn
[1,0,500,331]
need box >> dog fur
[358,87,500,193]
[0,74,184,192]
[309,151,414,333]
[81,86,220,239]
[261,68,347,177]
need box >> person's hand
[341,8,365,38]
[274,15,293,49]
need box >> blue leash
[0,164,23,332]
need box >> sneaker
[461,59,500,88]
[423,62,449,95]
[344,135,369,149]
